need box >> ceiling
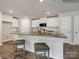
[0,0,79,19]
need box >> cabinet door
[47,17,58,27]
[32,20,39,27]
[2,21,12,42]
[74,15,79,44]
[59,16,72,43]
[39,18,47,23]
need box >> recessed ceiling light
[24,16,28,19]
[47,11,50,15]
[40,0,44,2]
[9,10,14,13]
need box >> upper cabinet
[2,15,19,27]
[32,20,39,27]
[39,17,47,23]
[46,17,58,27]
[32,17,59,28]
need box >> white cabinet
[2,15,19,27]
[2,15,12,22]
[32,20,39,27]
[47,17,58,27]
[32,17,58,27]
[39,18,47,23]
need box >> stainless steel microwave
[39,23,47,27]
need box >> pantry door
[2,21,12,42]
[74,15,79,44]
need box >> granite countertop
[11,31,67,38]
[31,32,67,38]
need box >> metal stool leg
[48,50,50,59]
[34,51,36,59]
[44,52,46,59]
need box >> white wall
[59,16,72,43]
[20,18,32,33]
[0,11,2,45]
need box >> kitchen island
[12,32,67,59]
[12,31,67,38]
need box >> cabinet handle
[75,32,78,34]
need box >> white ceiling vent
[63,0,79,3]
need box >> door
[2,21,12,42]
[74,15,79,44]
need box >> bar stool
[34,43,50,59]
